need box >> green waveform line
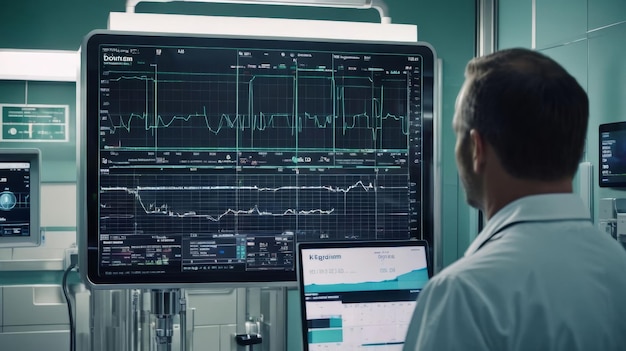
[106,108,408,139]
[105,74,410,141]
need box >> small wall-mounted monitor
[0,149,41,247]
[600,122,626,188]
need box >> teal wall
[0,81,77,182]
[0,0,476,264]
[498,0,626,225]
[0,0,476,349]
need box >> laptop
[297,240,431,351]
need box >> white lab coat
[403,194,626,351]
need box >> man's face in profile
[453,80,482,210]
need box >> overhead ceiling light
[125,0,391,23]
[0,49,78,82]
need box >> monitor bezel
[0,148,41,248]
[79,30,436,289]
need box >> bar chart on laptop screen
[98,42,424,248]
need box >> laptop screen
[297,240,430,351]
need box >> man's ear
[469,129,485,173]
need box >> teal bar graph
[329,317,342,328]
[308,328,343,344]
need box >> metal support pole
[151,289,181,351]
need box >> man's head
[453,48,589,212]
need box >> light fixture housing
[124,0,391,23]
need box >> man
[403,48,626,350]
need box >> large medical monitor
[80,30,435,288]
[0,149,41,248]
[297,240,430,351]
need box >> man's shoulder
[425,255,488,291]
[427,230,626,299]
[424,249,522,297]
[435,248,506,278]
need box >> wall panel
[536,0,587,49]
[589,0,626,30]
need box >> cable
[62,263,77,351]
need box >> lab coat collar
[464,193,591,257]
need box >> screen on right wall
[599,122,626,188]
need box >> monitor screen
[297,240,430,351]
[0,149,41,248]
[600,122,626,187]
[80,31,435,287]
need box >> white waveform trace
[101,180,407,194]
[101,187,335,222]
